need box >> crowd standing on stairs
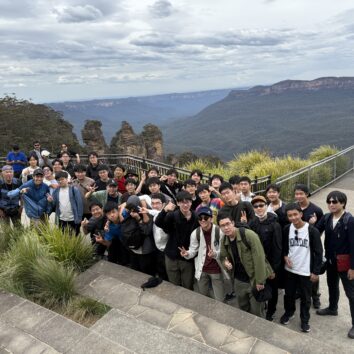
[1,141,354,339]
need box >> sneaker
[280,313,294,325]
[313,298,321,309]
[301,323,311,333]
[266,314,274,322]
[316,307,338,316]
[348,326,354,339]
[224,292,236,301]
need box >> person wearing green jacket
[218,211,273,317]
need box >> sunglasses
[326,200,339,205]
[253,203,266,208]
[294,229,299,242]
[198,215,211,221]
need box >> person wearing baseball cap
[179,206,226,301]
[85,178,121,208]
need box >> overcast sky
[1,0,354,102]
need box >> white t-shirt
[59,187,74,221]
[285,223,311,276]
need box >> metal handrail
[275,145,354,202]
[0,153,271,193]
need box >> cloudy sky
[1,0,354,102]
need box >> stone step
[77,261,340,354]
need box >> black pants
[266,276,279,316]
[284,270,312,324]
[155,250,168,280]
[59,220,80,236]
[107,238,130,265]
[327,261,354,326]
[129,251,156,276]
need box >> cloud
[55,5,103,23]
[149,0,175,18]
[130,33,176,48]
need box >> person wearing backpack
[179,207,225,302]
[316,191,354,339]
[218,211,273,317]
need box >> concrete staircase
[76,261,340,354]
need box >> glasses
[326,200,339,205]
[198,215,211,221]
[294,229,299,242]
[253,203,266,208]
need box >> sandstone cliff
[81,120,109,155]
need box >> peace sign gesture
[240,210,247,223]
[207,245,216,258]
[178,246,189,258]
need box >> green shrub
[36,223,94,272]
[31,258,76,306]
[66,297,110,325]
[308,145,339,162]
[249,156,309,181]
[0,223,25,254]
[227,150,272,176]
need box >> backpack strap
[196,227,201,242]
[239,227,251,250]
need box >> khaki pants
[198,272,225,302]
[234,278,264,318]
[165,256,194,290]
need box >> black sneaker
[301,323,311,333]
[280,313,294,325]
[316,307,338,316]
[313,298,321,309]
[266,314,274,322]
[348,326,354,339]
[224,292,236,301]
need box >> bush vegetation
[0,222,109,326]
[183,145,341,182]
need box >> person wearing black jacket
[249,196,283,321]
[155,191,198,290]
[266,183,288,229]
[280,203,323,333]
[315,191,354,339]
[294,184,324,309]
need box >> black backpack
[121,217,145,250]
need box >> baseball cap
[197,207,213,218]
[251,195,267,205]
[2,165,13,172]
[33,168,44,176]
[107,179,118,186]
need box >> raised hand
[178,246,189,257]
[224,257,233,270]
[309,213,317,225]
[207,245,216,258]
[46,193,53,202]
[104,220,110,232]
[94,233,104,244]
[240,210,247,223]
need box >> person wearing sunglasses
[179,207,225,302]
[281,203,323,333]
[316,191,354,339]
[249,195,282,321]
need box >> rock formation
[110,121,164,160]
[81,120,109,155]
[140,124,164,161]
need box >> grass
[0,222,107,327]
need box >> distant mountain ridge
[47,89,233,142]
[162,76,354,160]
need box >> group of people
[0,141,353,339]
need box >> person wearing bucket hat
[180,206,226,302]
[249,195,282,321]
